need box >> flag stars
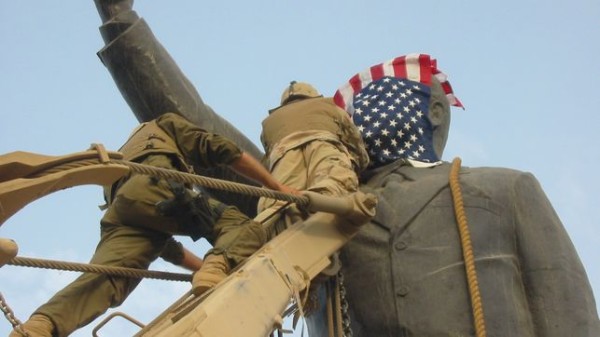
[345,75,439,165]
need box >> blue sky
[1,1,599,336]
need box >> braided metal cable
[27,158,309,207]
[114,160,309,207]
[7,256,191,282]
[449,158,487,337]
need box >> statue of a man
[305,55,600,336]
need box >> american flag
[333,54,463,167]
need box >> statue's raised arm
[94,0,262,216]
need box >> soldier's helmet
[280,81,321,105]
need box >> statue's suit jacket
[338,161,599,337]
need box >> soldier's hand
[277,184,301,196]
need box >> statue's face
[428,76,451,159]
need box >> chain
[337,271,353,337]
[0,292,29,337]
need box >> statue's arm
[515,172,599,336]
[93,2,263,215]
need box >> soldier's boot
[9,314,54,337]
[191,254,230,296]
[94,0,134,23]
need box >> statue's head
[334,54,462,169]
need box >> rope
[7,256,191,282]
[28,158,309,207]
[448,158,487,337]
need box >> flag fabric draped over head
[333,54,462,168]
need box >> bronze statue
[93,1,600,336]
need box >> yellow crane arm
[0,144,129,227]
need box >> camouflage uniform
[33,112,267,337]
[258,96,369,232]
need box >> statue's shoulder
[459,165,546,200]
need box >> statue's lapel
[367,162,451,235]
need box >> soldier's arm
[160,238,203,271]
[179,247,204,271]
[229,152,299,195]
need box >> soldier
[257,81,369,232]
[10,112,297,337]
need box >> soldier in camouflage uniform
[11,112,296,337]
[258,81,369,232]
